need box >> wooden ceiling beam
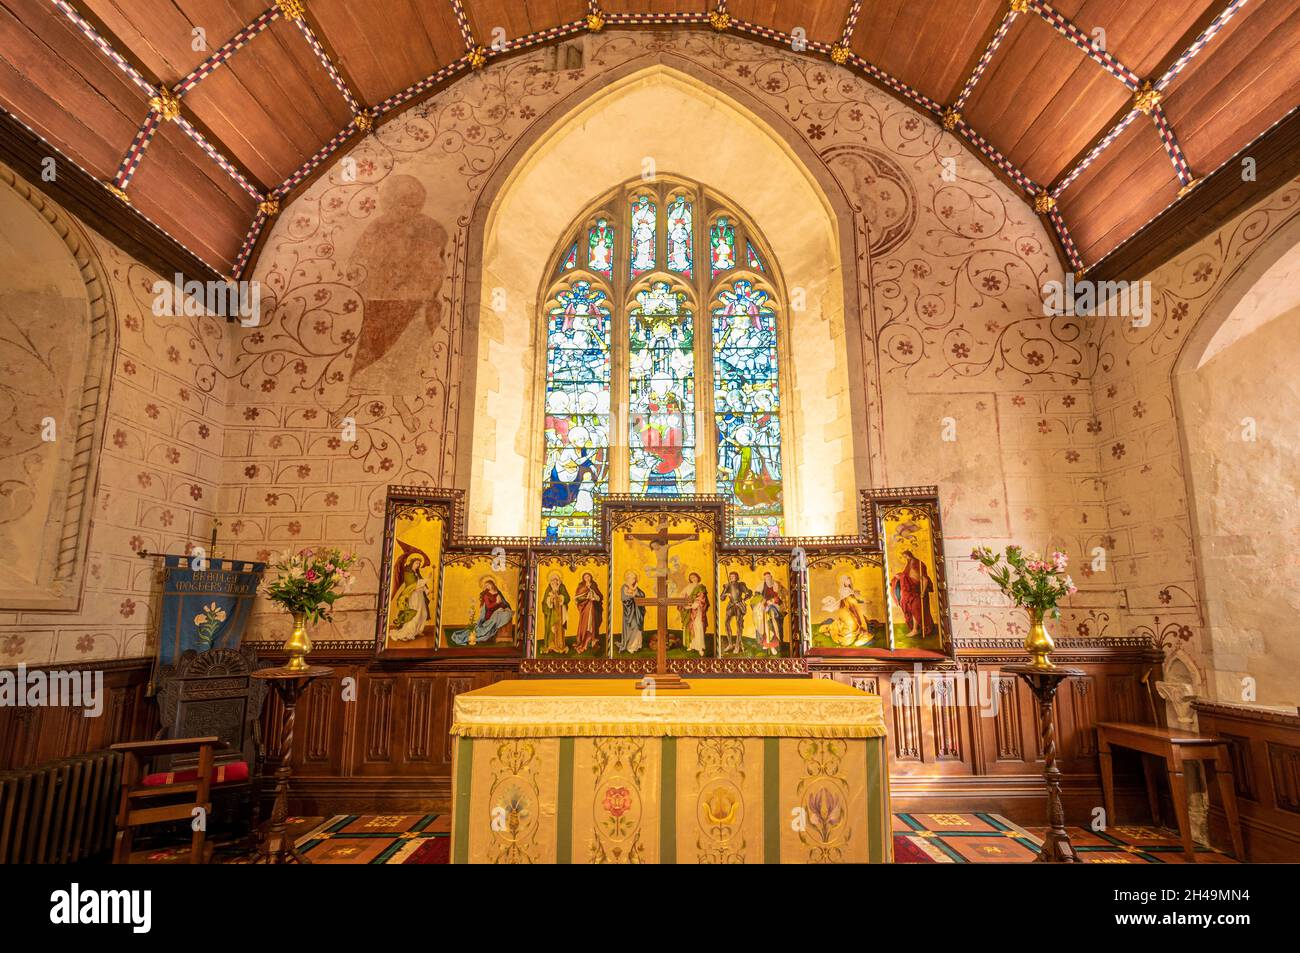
[0,108,222,284]
[1087,105,1300,283]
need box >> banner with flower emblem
[154,555,264,680]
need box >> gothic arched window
[539,177,786,541]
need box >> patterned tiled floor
[158,811,1234,864]
[893,812,1238,863]
[293,814,451,864]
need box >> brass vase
[1023,607,1056,670]
[283,611,312,672]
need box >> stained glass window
[710,216,736,278]
[541,179,784,538]
[588,218,613,276]
[666,195,693,277]
[628,281,695,496]
[559,243,578,274]
[713,279,782,537]
[541,279,611,540]
[629,195,656,279]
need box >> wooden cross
[628,515,698,690]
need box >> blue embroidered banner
[155,556,264,674]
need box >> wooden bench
[1097,721,1244,862]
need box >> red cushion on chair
[141,760,250,787]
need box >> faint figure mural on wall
[347,174,450,396]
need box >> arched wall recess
[458,60,869,538]
[0,165,115,610]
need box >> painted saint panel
[382,506,445,653]
[716,555,793,657]
[439,552,524,652]
[533,553,609,659]
[807,555,889,651]
[610,513,716,659]
[880,504,946,653]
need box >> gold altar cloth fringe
[450,678,886,739]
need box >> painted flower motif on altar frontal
[602,785,632,819]
[805,787,844,842]
[703,787,739,826]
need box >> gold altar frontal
[450,678,891,863]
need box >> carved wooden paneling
[1267,742,1300,816]
[848,676,879,695]
[891,676,923,762]
[1193,702,1300,862]
[442,677,475,764]
[0,661,155,772]
[993,675,1022,762]
[363,678,395,763]
[929,675,963,761]
[303,678,335,764]
[1068,676,1097,760]
[406,677,436,763]
[1221,732,1257,802]
[1105,674,1142,724]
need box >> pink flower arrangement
[263,547,358,624]
[970,545,1077,618]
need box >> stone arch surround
[458,57,867,537]
[0,164,114,611]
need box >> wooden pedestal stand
[1002,663,1085,863]
[250,664,333,864]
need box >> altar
[449,678,891,863]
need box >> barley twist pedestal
[250,664,332,864]
[1002,663,1085,863]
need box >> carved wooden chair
[111,646,268,863]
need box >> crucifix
[629,515,698,690]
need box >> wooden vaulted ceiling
[2,0,1299,283]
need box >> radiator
[0,750,121,864]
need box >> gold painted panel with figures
[533,553,610,659]
[879,503,946,654]
[610,512,716,660]
[381,505,447,656]
[438,550,525,655]
[716,555,792,658]
[806,554,889,652]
